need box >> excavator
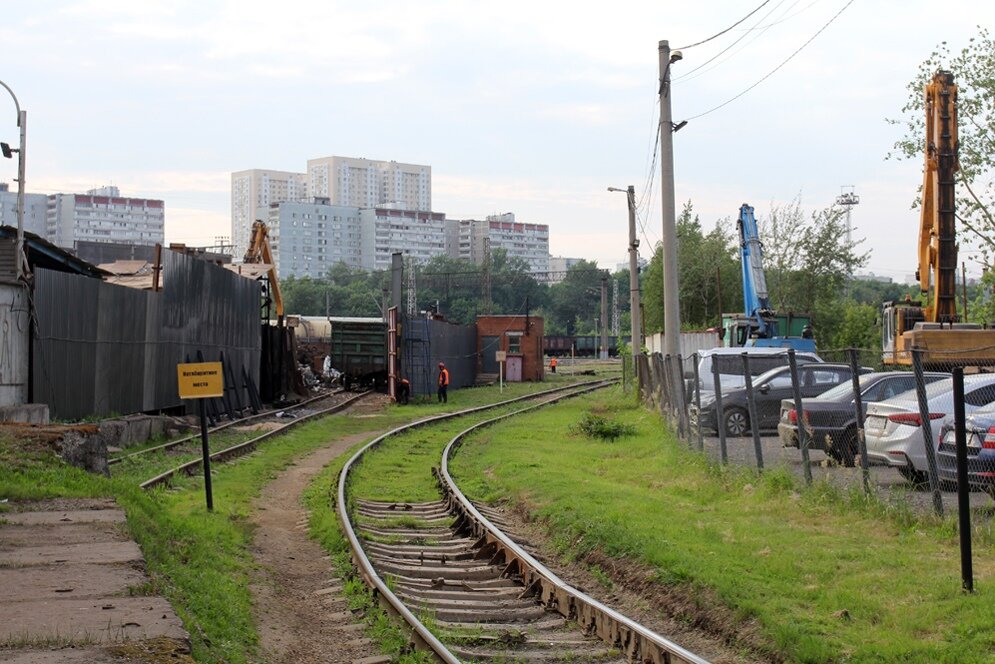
[243,220,284,326]
[882,70,995,367]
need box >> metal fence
[33,251,261,420]
[402,316,476,398]
[636,346,995,519]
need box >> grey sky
[2,1,993,280]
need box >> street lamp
[0,79,26,280]
[608,186,642,355]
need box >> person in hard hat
[396,377,410,405]
[437,362,450,403]
[550,356,557,373]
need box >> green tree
[829,301,879,351]
[888,28,995,257]
[547,260,605,335]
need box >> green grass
[0,412,411,663]
[449,387,995,663]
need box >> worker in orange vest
[396,377,410,404]
[437,362,450,403]
[550,356,557,373]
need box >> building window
[507,334,521,354]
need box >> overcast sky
[2,1,993,281]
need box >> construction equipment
[882,70,995,367]
[243,220,284,324]
[722,203,817,352]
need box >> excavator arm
[918,70,959,323]
[244,220,284,322]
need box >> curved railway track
[337,380,708,663]
[138,389,373,490]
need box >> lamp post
[608,186,642,355]
[0,79,26,280]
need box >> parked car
[937,405,995,499]
[864,374,995,484]
[686,347,822,398]
[777,371,948,466]
[690,363,863,437]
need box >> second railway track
[337,379,708,663]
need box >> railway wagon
[291,316,387,389]
[543,335,629,357]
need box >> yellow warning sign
[177,362,224,399]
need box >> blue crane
[726,203,816,352]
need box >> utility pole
[406,256,417,316]
[611,277,620,336]
[600,273,609,360]
[608,185,643,354]
[658,40,682,359]
[482,237,492,315]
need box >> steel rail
[139,390,372,490]
[336,379,613,663]
[111,388,348,466]
[440,393,710,664]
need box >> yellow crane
[243,220,284,325]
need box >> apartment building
[0,183,48,237]
[307,156,430,211]
[267,198,363,278]
[359,207,453,271]
[46,186,164,251]
[457,213,550,274]
[231,169,308,260]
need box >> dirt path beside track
[249,430,387,664]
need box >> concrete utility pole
[608,185,643,353]
[658,40,682,359]
[0,80,26,279]
[600,273,609,360]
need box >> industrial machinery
[722,203,817,352]
[881,70,995,367]
[243,220,284,324]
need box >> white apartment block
[359,207,453,272]
[267,198,363,279]
[308,156,430,211]
[457,213,550,274]
[0,183,48,238]
[231,169,308,260]
[46,186,164,250]
[548,256,584,283]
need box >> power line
[682,0,856,122]
[675,0,774,49]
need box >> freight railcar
[543,335,629,357]
[290,316,387,389]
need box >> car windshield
[815,379,859,401]
[887,377,953,403]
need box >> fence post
[951,367,974,592]
[663,354,675,430]
[711,356,728,464]
[677,354,690,446]
[692,352,704,451]
[847,348,870,493]
[652,354,665,413]
[788,349,812,485]
[911,347,944,516]
[742,353,764,471]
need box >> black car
[777,371,948,466]
[937,405,995,499]
[690,363,867,437]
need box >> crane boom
[244,220,284,323]
[738,203,773,334]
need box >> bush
[574,413,636,442]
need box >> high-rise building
[231,169,307,260]
[307,156,430,211]
[46,186,164,252]
[359,207,453,271]
[457,213,550,274]
[0,182,48,238]
[267,198,363,278]
[548,256,584,283]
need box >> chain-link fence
[634,346,995,518]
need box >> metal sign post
[177,361,225,511]
[496,350,506,393]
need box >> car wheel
[827,431,858,467]
[898,465,929,487]
[723,407,749,437]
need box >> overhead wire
[682,0,856,122]
[675,0,775,50]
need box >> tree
[888,28,995,258]
[547,261,605,335]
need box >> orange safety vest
[438,368,450,386]
[550,358,557,367]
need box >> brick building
[476,315,544,382]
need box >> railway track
[138,389,373,490]
[338,380,708,663]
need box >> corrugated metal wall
[0,283,30,406]
[33,251,261,420]
[403,317,476,397]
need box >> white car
[863,374,995,483]
[688,347,822,396]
